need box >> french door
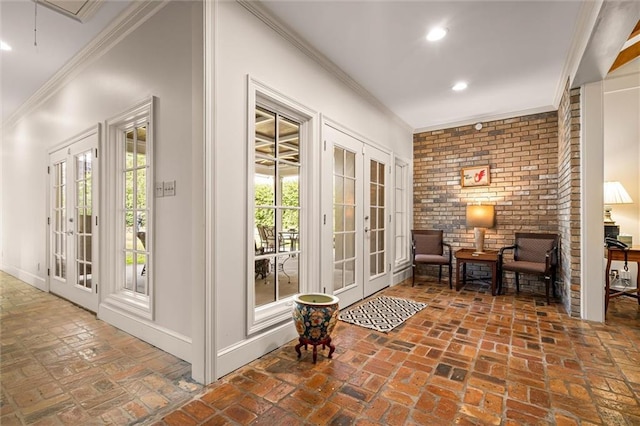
[324,124,390,308]
[48,129,99,312]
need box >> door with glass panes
[324,124,390,309]
[49,130,99,312]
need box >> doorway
[324,124,390,308]
[48,128,99,312]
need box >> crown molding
[551,0,603,108]
[2,0,168,130]
[413,105,556,134]
[236,0,412,134]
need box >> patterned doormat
[339,296,427,332]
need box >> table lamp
[466,204,495,253]
[604,181,633,225]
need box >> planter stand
[295,336,335,364]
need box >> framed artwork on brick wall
[461,165,490,187]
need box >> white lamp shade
[466,205,495,228]
[604,182,633,205]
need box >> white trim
[393,157,411,270]
[393,266,412,286]
[98,303,192,362]
[216,321,297,379]
[2,0,168,130]
[414,105,556,134]
[552,0,603,107]
[236,0,412,134]
[0,266,47,291]
[38,0,105,23]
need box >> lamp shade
[604,182,633,205]
[466,205,495,228]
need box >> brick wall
[413,111,560,297]
[557,80,582,317]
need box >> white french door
[49,129,99,312]
[324,124,390,308]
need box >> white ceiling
[0,0,628,131]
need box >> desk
[455,249,499,296]
[605,246,640,313]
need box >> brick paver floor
[3,270,640,425]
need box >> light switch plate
[155,182,164,198]
[163,180,176,197]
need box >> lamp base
[473,227,486,254]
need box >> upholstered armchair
[498,233,559,303]
[411,230,453,288]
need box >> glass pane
[345,233,355,259]
[280,213,299,251]
[255,107,276,158]
[137,126,147,167]
[378,230,385,251]
[378,253,385,274]
[370,254,377,275]
[125,130,135,169]
[370,231,377,253]
[378,162,385,185]
[345,151,356,178]
[125,223,134,250]
[345,260,355,286]
[333,262,344,291]
[334,147,344,175]
[137,169,147,209]
[378,185,385,207]
[280,170,299,207]
[345,178,355,205]
[334,206,344,232]
[137,254,148,294]
[334,176,344,204]
[278,254,298,298]
[345,206,355,231]
[335,234,344,261]
[125,171,134,209]
[125,262,135,291]
[255,160,276,206]
[378,208,385,231]
[256,209,276,253]
[370,184,377,206]
[77,154,85,179]
[77,181,85,208]
[256,262,276,307]
[278,116,300,163]
[370,207,377,229]
[370,160,378,183]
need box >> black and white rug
[339,296,427,332]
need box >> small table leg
[295,336,335,363]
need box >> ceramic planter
[292,293,339,363]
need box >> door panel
[324,124,390,308]
[49,130,99,312]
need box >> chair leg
[438,266,442,283]
[448,265,453,289]
[515,273,520,293]
[412,264,415,287]
[545,277,551,304]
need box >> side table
[604,246,640,314]
[455,249,499,296]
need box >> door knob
[364,227,369,233]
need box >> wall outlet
[163,180,176,197]
[155,182,164,198]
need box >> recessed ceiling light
[452,82,468,91]
[426,27,448,42]
[0,41,12,51]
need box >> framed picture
[461,165,490,187]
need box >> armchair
[498,233,558,304]
[411,230,453,288]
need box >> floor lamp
[466,204,495,254]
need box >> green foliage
[255,179,299,230]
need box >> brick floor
[3,270,640,425]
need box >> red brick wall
[413,111,560,296]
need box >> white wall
[1,2,203,359]
[213,1,413,377]
[604,58,640,286]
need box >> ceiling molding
[413,105,556,134]
[2,0,168,130]
[552,0,603,108]
[236,0,413,134]
[37,0,105,23]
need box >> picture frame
[461,165,490,187]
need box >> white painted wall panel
[214,2,412,355]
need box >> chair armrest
[443,242,452,261]
[545,245,558,268]
[499,245,516,256]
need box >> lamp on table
[466,204,495,254]
[604,181,633,239]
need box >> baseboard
[393,266,412,285]
[216,321,298,379]
[98,303,192,363]
[0,266,47,291]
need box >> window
[394,159,409,268]
[247,78,316,333]
[104,98,154,319]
